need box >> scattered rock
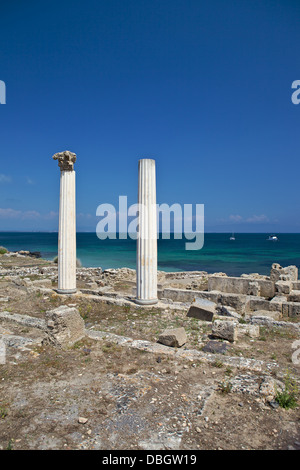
[211,320,238,342]
[78,417,88,424]
[202,340,229,354]
[259,376,277,400]
[187,298,216,321]
[158,327,187,348]
[44,305,85,348]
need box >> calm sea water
[0,232,299,277]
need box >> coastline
[1,232,300,276]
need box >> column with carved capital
[53,151,77,294]
[136,158,158,305]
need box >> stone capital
[53,151,77,171]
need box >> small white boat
[230,233,235,240]
[267,234,278,241]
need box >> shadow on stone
[202,340,230,354]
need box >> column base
[56,288,77,295]
[135,298,158,305]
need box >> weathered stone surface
[283,265,298,282]
[202,340,229,354]
[207,276,274,298]
[230,374,281,400]
[0,311,46,330]
[245,310,282,321]
[218,292,246,314]
[247,314,300,332]
[245,296,281,313]
[269,296,285,315]
[157,327,187,348]
[161,288,246,314]
[282,301,300,317]
[53,150,76,171]
[270,263,283,282]
[259,376,278,400]
[237,324,260,338]
[211,320,238,342]
[216,304,242,320]
[0,334,36,349]
[271,263,298,282]
[44,305,85,348]
[162,287,219,304]
[187,298,216,321]
[275,281,292,295]
[247,281,261,296]
[288,290,300,303]
[88,329,275,372]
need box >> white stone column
[136,158,158,305]
[53,151,77,294]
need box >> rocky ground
[0,252,299,450]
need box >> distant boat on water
[230,233,235,240]
[267,234,278,241]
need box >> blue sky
[0,0,299,232]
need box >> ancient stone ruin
[53,151,77,294]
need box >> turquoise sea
[0,232,299,277]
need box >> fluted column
[136,159,158,305]
[53,151,77,294]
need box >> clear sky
[0,0,299,232]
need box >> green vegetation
[0,246,8,255]
[275,370,298,410]
[225,366,233,376]
[6,439,13,450]
[212,359,224,368]
[219,379,232,394]
[0,405,8,419]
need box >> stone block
[157,327,187,348]
[162,287,219,304]
[283,265,298,281]
[292,281,300,290]
[282,301,300,318]
[44,305,85,348]
[269,297,285,316]
[246,310,282,321]
[211,320,238,342]
[270,263,283,282]
[218,292,247,314]
[288,290,300,302]
[271,263,298,282]
[247,281,261,296]
[245,296,281,313]
[237,324,260,338]
[275,280,292,295]
[207,276,274,298]
[187,298,216,321]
